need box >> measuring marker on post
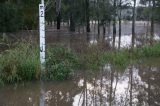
[39,1,46,106]
[39,0,45,69]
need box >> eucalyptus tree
[96,0,100,35]
[132,0,136,48]
[85,0,90,32]
[55,0,61,29]
[150,0,156,44]
[102,0,112,36]
[98,0,112,36]
[69,0,76,31]
[112,0,117,49]
[45,0,55,26]
[0,3,19,32]
[0,0,40,32]
[139,0,158,44]
[118,0,122,49]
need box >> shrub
[46,46,78,80]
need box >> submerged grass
[0,42,40,83]
[46,46,79,80]
[81,43,160,70]
[0,39,160,84]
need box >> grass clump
[78,44,106,71]
[0,42,40,83]
[46,46,79,80]
[140,43,160,57]
[82,43,160,70]
[0,42,79,83]
[103,50,129,69]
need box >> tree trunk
[57,13,61,29]
[112,0,117,49]
[70,13,75,32]
[69,0,75,32]
[150,0,155,44]
[146,0,151,43]
[108,21,111,37]
[118,0,122,49]
[98,19,100,35]
[85,0,90,32]
[103,23,106,37]
[132,0,136,48]
[56,0,61,29]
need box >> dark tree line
[0,0,160,48]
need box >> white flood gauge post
[39,0,45,68]
[39,1,45,105]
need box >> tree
[132,0,136,48]
[56,0,61,29]
[118,0,122,49]
[112,0,117,49]
[150,0,156,44]
[69,0,75,32]
[46,0,55,26]
[85,0,90,32]
[0,3,20,32]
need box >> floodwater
[0,21,160,106]
[0,58,160,106]
[3,21,160,49]
[46,21,160,49]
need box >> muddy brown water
[1,21,160,50]
[0,58,160,106]
[0,22,160,106]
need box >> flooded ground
[2,21,160,49]
[0,58,160,106]
[0,21,160,106]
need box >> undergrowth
[0,42,40,83]
[46,46,79,80]
[0,40,160,85]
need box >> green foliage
[0,40,160,84]
[0,42,40,83]
[18,0,39,29]
[46,46,78,80]
[140,44,160,57]
[103,50,129,69]
[0,0,40,32]
[0,3,20,32]
[104,43,160,69]
[78,44,105,71]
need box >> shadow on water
[0,58,160,106]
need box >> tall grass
[46,46,79,80]
[102,50,129,69]
[78,44,104,70]
[0,40,160,84]
[0,42,40,83]
[80,43,160,70]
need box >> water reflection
[0,59,160,106]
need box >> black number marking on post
[41,11,43,17]
[40,46,43,52]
